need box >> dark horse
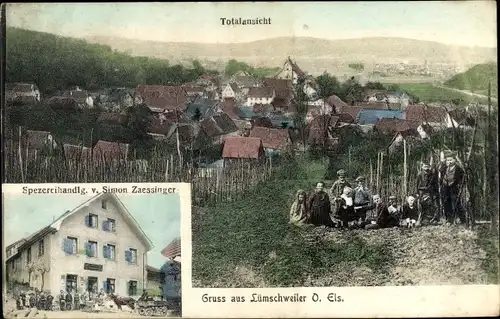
[109,293,136,310]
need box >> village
[4,56,480,179]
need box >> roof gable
[222,136,263,159]
[248,126,291,150]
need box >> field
[384,82,497,105]
[191,157,499,288]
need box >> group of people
[289,151,466,230]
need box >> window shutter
[85,215,90,227]
[103,246,109,259]
[125,249,131,263]
[102,220,108,231]
[85,241,91,257]
[62,238,70,253]
[103,280,108,293]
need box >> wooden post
[403,138,408,198]
[18,126,24,183]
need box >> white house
[245,87,275,107]
[5,193,153,298]
[64,88,94,108]
[275,57,306,85]
[222,83,242,100]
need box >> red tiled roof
[222,136,263,159]
[338,106,363,121]
[374,118,410,135]
[404,104,448,123]
[200,118,223,138]
[250,116,274,128]
[248,87,275,98]
[326,95,348,110]
[161,237,181,258]
[335,113,355,123]
[92,140,129,161]
[135,85,188,111]
[219,99,242,120]
[248,126,291,150]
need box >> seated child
[334,186,354,229]
[401,195,419,228]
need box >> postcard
[2,183,190,318]
[2,1,499,318]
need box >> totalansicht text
[220,17,271,26]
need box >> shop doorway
[66,274,78,295]
[87,276,98,299]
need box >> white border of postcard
[181,203,499,318]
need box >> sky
[3,193,181,269]
[5,1,497,47]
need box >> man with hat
[353,176,372,225]
[438,150,465,225]
[416,162,440,225]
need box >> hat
[355,176,365,182]
[388,195,397,200]
[337,169,346,176]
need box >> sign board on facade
[84,263,103,271]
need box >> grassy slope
[385,82,497,105]
[192,158,393,287]
[192,157,497,287]
[444,62,498,97]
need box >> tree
[27,261,36,287]
[364,81,386,90]
[316,72,341,99]
[340,77,364,104]
[348,62,365,72]
[292,75,310,148]
[33,258,50,290]
[192,108,202,121]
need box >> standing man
[353,176,372,225]
[439,151,465,225]
[307,182,335,227]
[416,162,440,225]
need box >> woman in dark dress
[307,182,335,227]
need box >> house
[267,113,295,129]
[161,237,181,259]
[146,117,177,141]
[306,102,336,124]
[171,123,210,151]
[221,136,265,167]
[237,106,257,120]
[388,130,421,153]
[446,109,476,129]
[92,140,130,162]
[262,78,293,112]
[216,98,245,120]
[252,103,274,115]
[221,83,242,100]
[135,85,188,113]
[325,95,349,114]
[250,116,274,129]
[275,57,306,85]
[231,75,262,95]
[356,109,404,125]
[364,90,410,108]
[182,98,219,121]
[338,106,364,123]
[334,113,355,124]
[354,101,392,110]
[6,83,41,104]
[5,193,153,297]
[200,113,239,144]
[63,144,92,163]
[181,84,205,98]
[245,88,275,107]
[403,104,448,128]
[94,88,135,112]
[22,130,57,152]
[248,126,292,156]
[307,115,341,150]
[97,112,128,126]
[63,88,94,108]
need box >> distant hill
[84,35,498,72]
[444,62,498,97]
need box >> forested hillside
[6,27,213,94]
[444,62,498,97]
